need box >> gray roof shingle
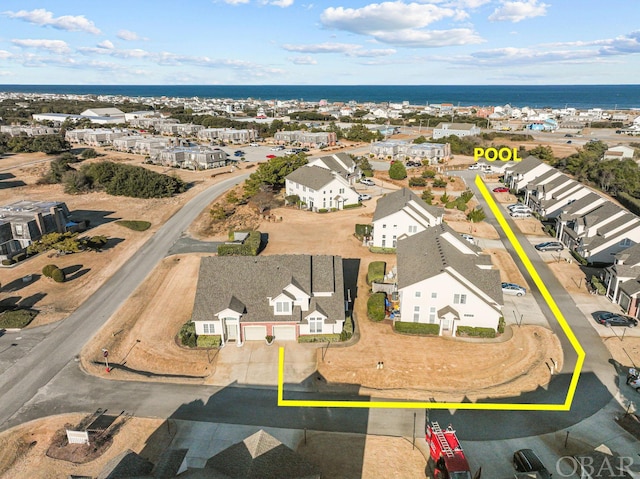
[192,255,345,325]
[397,223,503,306]
[373,188,443,223]
[285,165,337,190]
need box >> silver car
[502,282,526,296]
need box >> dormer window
[276,301,291,313]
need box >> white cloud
[3,8,101,34]
[97,40,114,49]
[373,28,483,47]
[0,50,12,59]
[0,71,13,76]
[11,39,71,54]
[290,55,318,64]
[348,48,397,57]
[116,29,145,41]
[282,42,360,53]
[488,0,548,22]
[321,2,457,34]
[270,0,294,6]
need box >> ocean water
[1,84,639,110]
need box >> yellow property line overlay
[277,175,585,410]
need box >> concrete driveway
[209,341,318,390]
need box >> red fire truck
[426,420,474,479]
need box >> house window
[453,294,467,304]
[429,307,436,323]
[339,188,345,194]
[431,292,437,299]
[203,323,215,334]
[309,317,323,333]
[392,235,397,247]
[620,238,632,247]
[303,186,306,192]
[408,225,417,233]
[413,306,420,322]
[463,314,474,318]
[383,224,387,229]
[15,224,23,235]
[393,225,397,228]
[415,291,421,298]
[276,301,290,313]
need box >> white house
[371,188,443,249]
[603,145,635,160]
[191,255,346,346]
[604,243,640,317]
[523,172,594,218]
[397,223,503,336]
[285,166,360,211]
[306,152,360,185]
[503,155,554,191]
[432,122,481,139]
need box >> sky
[0,0,638,85]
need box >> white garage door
[272,325,296,341]
[244,325,267,341]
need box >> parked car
[360,178,375,186]
[535,241,564,252]
[270,146,284,151]
[468,164,480,170]
[234,150,245,157]
[358,194,372,201]
[493,187,509,193]
[510,210,532,218]
[406,161,421,167]
[596,312,638,327]
[513,449,551,479]
[250,142,260,147]
[567,140,572,144]
[460,233,475,244]
[508,204,531,212]
[502,282,526,296]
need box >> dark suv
[513,449,552,478]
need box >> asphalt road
[0,164,627,445]
[0,174,248,430]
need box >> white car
[460,234,475,244]
[502,282,526,296]
[250,142,260,147]
[510,210,532,218]
[468,164,480,170]
[360,178,375,186]
[270,146,285,151]
[358,194,372,201]
[508,205,532,213]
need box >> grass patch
[297,333,341,343]
[196,335,221,348]
[0,309,38,328]
[367,293,386,321]
[456,326,496,338]
[115,220,151,231]
[367,261,386,285]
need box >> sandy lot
[0,414,170,479]
[0,152,247,327]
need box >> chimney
[51,206,65,233]
[34,212,46,236]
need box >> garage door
[272,325,297,341]
[244,325,267,341]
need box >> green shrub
[409,177,427,187]
[456,326,496,338]
[362,169,374,177]
[13,252,26,262]
[318,208,328,213]
[467,207,486,223]
[51,267,66,283]
[285,194,300,205]
[217,230,262,256]
[0,309,38,328]
[367,261,386,285]
[86,235,108,249]
[570,250,588,266]
[196,335,221,348]
[460,189,474,203]
[298,333,341,343]
[432,177,447,188]
[498,317,505,334]
[367,293,386,321]
[394,321,440,335]
[591,275,607,295]
[369,246,396,254]
[42,264,59,278]
[422,169,436,179]
[115,220,151,231]
[617,192,640,217]
[330,208,337,212]
[355,224,372,240]
[179,321,197,348]
[543,224,556,237]
[422,189,433,204]
[2,259,15,266]
[389,161,407,180]
[343,203,361,209]
[340,316,354,341]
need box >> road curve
[0,174,248,430]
